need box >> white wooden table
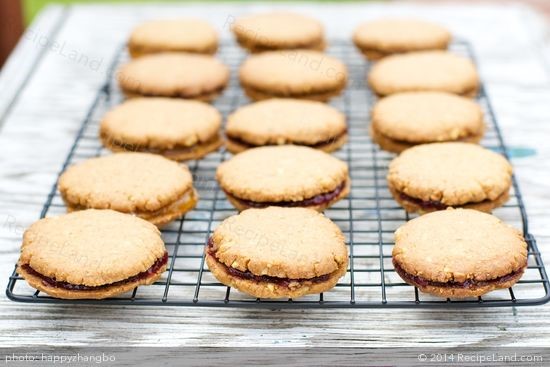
[1,3,550,348]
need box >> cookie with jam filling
[58,153,198,227]
[392,208,527,298]
[216,145,350,212]
[17,209,168,299]
[206,207,348,299]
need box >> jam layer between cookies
[396,191,508,211]
[206,240,332,288]
[393,261,525,290]
[20,252,168,291]
[226,180,347,208]
[226,131,347,151]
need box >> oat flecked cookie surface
[226,98,347,153]
[368,51,479,97]
[371,92,484,153]
[118,53,229,101]
[17,209,167,299]
[128,19,219,57]
[387,142,512,213]
[216,145,350,211]
[58,153,198,227]
[206,207,349,298]
[239,50,347,101]
[353,19,451,60]
[232,12,325,53]
[100,98,223,160]
[392,208,527,298]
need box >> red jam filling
[399,193,449,210]
[21,252,168,291]
[227,130,347,150]
[207,239,330,287]
[393,261,525,289]
[228,181,346,208]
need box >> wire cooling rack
[6,39,550,308]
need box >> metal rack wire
[6,39,550,308]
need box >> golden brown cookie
[225,98,347,153]
[216,145,350,212]
[387,143,512,214]
[239,50,347,101]
[368,51,479,97]
[353,19,451,60]
[128,19,218,57]
[392,208,527,298]
[206,206,348,298]
[17,209,167,299]
[117,53,229,101]
[58,153,198,227]
[100,98,223,161]
[370,92,484,153]
[232,12,325,53]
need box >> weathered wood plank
[0,3,549,347]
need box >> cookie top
[372,92,484,143]
[100,98,221,149]
[226,98,346,146]
[129,19,218,54]
[19,209,165,286]
[232,12,324,50]
[387,143,512,205]
[239,50,347,95]
[210,207,348,279]
[216,145,348,202]
[393,208,527,283]
[117,53,229,98]
[368,51,479,96]
[353,19,450,53]
[59,153,193,212]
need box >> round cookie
[387,142,512,214]
[100,98,223,161]
[117,53,229,101]
[17,209,168,299]
[353,19,451,60]
[226,98,347,153]
[368,51,479,97]
[206,206,348,298]
[370,92,484,153]
[58,153,198,227]
[392,208,527,298]
[239,50,347,101]
[232,12,325,53]
[216,145,350,212]
[128,19,218,57]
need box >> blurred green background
[24,0,351,24]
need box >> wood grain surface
[0,3,549,347]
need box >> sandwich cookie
[232,12,325,53]
[100,98,223,161]
[117,53,229,101]
[368,51,479,97]
[206,206,348,298]
[128,19,218,57]
[58,153,198,227]
[216,145,350,212]
[370,92,484,153]
[387,142,512,213]
[392,208,527,298]
[18,209,167,299]
[239,50,347,101]
[226,98,347,153]
[353,19,451,60]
